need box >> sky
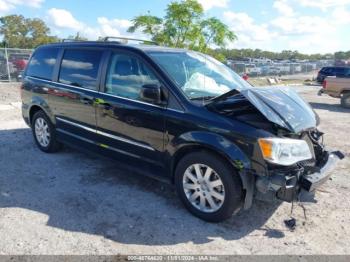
[0,0,350,54]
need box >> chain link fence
[0,48,33,82]
[227,59,334,79]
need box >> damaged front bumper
[255,150,345,202]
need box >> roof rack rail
[102,36,158,45]
[61,39,85,43]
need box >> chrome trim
[57,117,96,133]
[26,76,185,113]
[167,108,185,114]
[26,76,99,93]
[57,128,141,159]
[56,117,155,151]
[95,129,154,151]
[101,93,166,109]
[101,93,185,113]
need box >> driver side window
[105,53,160,102]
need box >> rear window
[320,67,329,73]
[59,49,103,90]
[26,47,59,80]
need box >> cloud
[273,0,294,16]
[0,0,43,13]
[197,0,229,10]
[223,11,275,44]
[223,3,350,54]
[270,16,333,35]
[296,0,350,10]
[97,17,132,37]
[47,8,84,31]
[46,9,135,40]
[331,7,350,24]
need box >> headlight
[258,138,312,166]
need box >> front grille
[299,159,316,167]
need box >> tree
[128,0,236,52]
[67,32,88,41]
[200,18,236,51]
[0,15,58,48]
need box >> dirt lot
[0,83,349,255]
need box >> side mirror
[140,84,163,105]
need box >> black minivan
[21,39,343,222]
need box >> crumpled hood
[239,86,318,133]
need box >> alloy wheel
[183,164,225,213]
[34,117,50,147]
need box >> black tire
[175,151,243,222]
[32,110,62,153]
[341,93,350,108]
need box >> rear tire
[341,93,350,108]
[32,110,62,153]
[175,151,243,222]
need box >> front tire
[341,93,350,108]
[32,110,62,153]
[175,151,243,222]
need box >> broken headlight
[258,138,312,166]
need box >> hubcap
[183,164,225,213]
[34,117,50,147]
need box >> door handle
[94,98,112,110]
[81,96,93,105]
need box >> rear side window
[59,49,103,90]
[26,48,59,80]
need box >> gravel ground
[0,83,349,255]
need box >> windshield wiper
[207,89,241,104]
[190,96,215,101]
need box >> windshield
[148,51,251,100]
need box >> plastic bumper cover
[300,151,344,192]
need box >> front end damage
[255,147,344,203]
[207,86,345,205]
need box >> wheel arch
[169,131,255,209]
[28,96,55,126]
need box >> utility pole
[4,41,11,82]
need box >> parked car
[268,66,281,75]
[316,66,350,83]
[245,64,261,76]
[21,39,344,222]
[319,76,350,108]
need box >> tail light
[322,80,327,89]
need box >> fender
[169,131,255,209]
[28,95,56,125]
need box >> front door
[95,51,166,170]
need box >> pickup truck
[319,77,350,108]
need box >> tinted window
[335,68,345,73]
[337,68,350,77]
[345,68,350,77]
[59,49,102,90]
[105,53,160,101]
[26,48,59,80]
